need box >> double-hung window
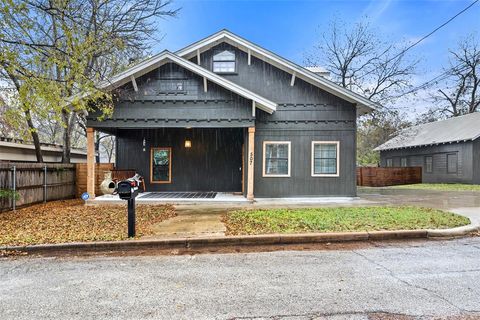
[263,141,291,177]
[386,158,393,167]
[213,50,236,73]
[401,157,408,167]
[311,141,340,177]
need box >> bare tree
[435,35,480,117]
[305,17,417,165]
[305,17,417,105]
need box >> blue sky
[156,0,480,113]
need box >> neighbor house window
[425,156,433,173]
[311,141,340,177]
[401,157,408,167]
[151,147,172,183]
[213,50,236,73]
[263,141,291,177]
[386,158,393,167]
[447,153,458,174]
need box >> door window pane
[313,142,338,175]
[264,142,290,176]
[151,148,171,183]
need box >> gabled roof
[98,51,277,114]
[375,112,480,151]
[175,29,379,115]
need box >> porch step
[138,192,217,199]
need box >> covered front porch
[85,126,256,200]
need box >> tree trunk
[25,109,44,163]
[61,109,72,163]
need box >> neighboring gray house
[375,112,480,184]
[85,29,377,199]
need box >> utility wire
[359,0,479,83]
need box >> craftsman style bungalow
[85,30,377,199]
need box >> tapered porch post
[87,127,96,199]
[247,127,255,200]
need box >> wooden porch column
[247,127,255,200]
[86,127,96,199]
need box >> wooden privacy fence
[357,167,422,187]
[75,163,114,197]
[0,163,76,212]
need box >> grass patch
[387,183,480,192]
[223,206,470,236]
[0,199,176,246]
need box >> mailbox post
[117,180,139,238]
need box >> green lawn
[223,206,470,236]
[388,183,480,192]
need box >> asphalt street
[1,238,480,320]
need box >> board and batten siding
[380,141,475,184]
[197,42,358,197]
[116,128,244,192]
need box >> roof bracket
[290,72,296,87]
[248,49,251,66]
[203,77,208,93]
[130,75,138,92]
[252,100,256,117]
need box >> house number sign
[249,152,254,165]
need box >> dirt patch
[0,199,176,246]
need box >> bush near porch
[0,200,176,246]
[223,207,469,236]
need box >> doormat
[139,192,217,199]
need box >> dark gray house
[375,112,480,184]
[85,30,377,199]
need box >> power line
[392,0,479,61]
[359,0,479,82]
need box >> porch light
[185,140,192,148]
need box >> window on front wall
[263,141,291,177]
[151,147,172,183]
[386,158,393,167]
[425,156,433,173]
[312,141,340,176]
[401,157,408,167]
[213,50,236,73]
[447,153,458,174]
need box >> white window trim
[311,141,340,177]
[262,141,291,177]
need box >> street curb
[1,223,476,254]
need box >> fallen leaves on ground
[0,200,176,246]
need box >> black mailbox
[117,179,140,237]
[117,180,139,200]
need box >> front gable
[177,29,378,115]
[87,61,257,129]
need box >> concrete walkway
[143,206,227,239]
